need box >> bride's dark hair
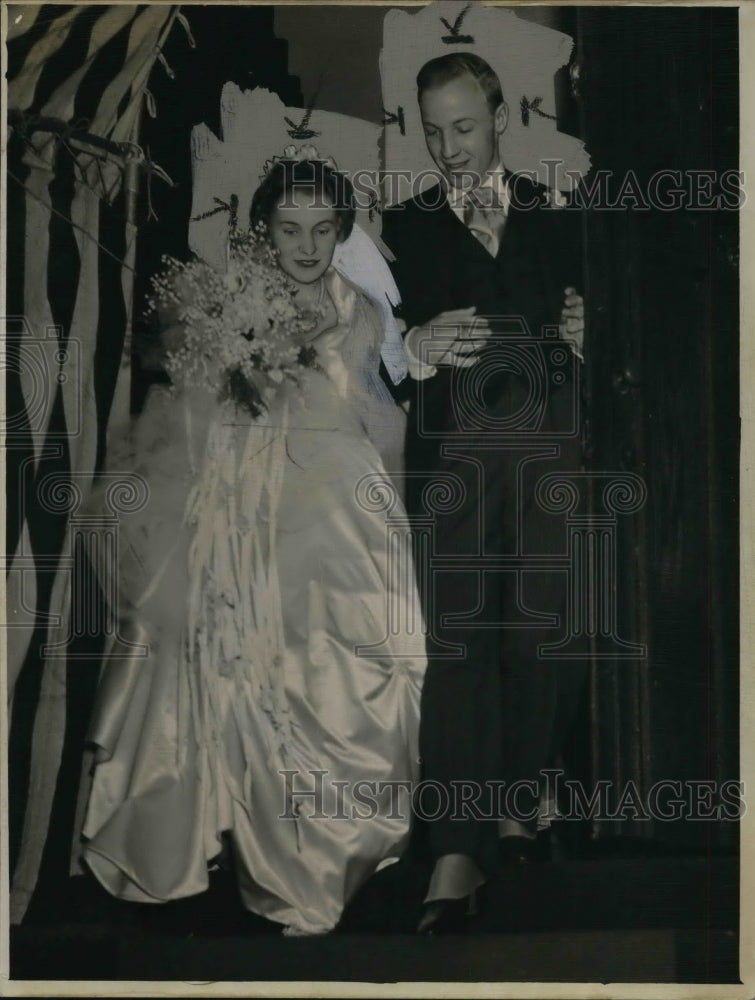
[250,159,356,240]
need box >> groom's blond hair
[416,53,504,115]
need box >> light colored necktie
[462,187,507,256]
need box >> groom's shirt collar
[445,163,510,223]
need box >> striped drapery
[5,3,182,923]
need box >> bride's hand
[247,368,276,402]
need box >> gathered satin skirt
[80,382,426,934]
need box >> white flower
[150,230,318,411]
[270,296,297,323]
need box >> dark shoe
[416,889,480,935]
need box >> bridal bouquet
[148,227,322,415]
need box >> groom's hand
[559,287,585,359]
[405,307,491,370]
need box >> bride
[79,154,427,936]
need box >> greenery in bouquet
[147,225,322,416]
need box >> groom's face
[419,74,507,191]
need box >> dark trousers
[410,369,587,875]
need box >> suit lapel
[417,185,505,268]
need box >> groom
[381,52,587,933]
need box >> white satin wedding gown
[80,269,426,934]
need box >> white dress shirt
[447,164,510,258]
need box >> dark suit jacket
[381,176,585,492]
[382,176,581,324]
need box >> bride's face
[269,190,340,285]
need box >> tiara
[262,143,338,176]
